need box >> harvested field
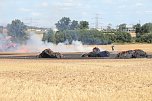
[0,44,152,101]
[0,59,152,101]
[90,44,152,54]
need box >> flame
[16,46,30,53]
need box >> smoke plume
[0,32,95,53]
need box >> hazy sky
[0,0,152,28]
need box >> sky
[0,0,152,28]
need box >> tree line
[5,18,152,45]
[133,23,152,43]
[42,29,131,45]
[42,17,132,44]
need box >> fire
[16,46,30,53]
[0,35,17,52]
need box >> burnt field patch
[0,52,152,59]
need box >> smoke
[0,32,94,53]
[0,34,16,52]
[57,40,92,52]
[23,33,93,52]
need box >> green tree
[70,20,79,30]
[141,23,152,33]
[7,19,28,44]
[133,24,141,33]
[55,17,71,31]
[54,31,65,44]
[79,21,89,29]
[42,29,55,43]
[133,23,142,37]
[55,17,79,31]
[134,23,152,42]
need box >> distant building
[123,25,136,37]
[124,27,135,33]
[27,28,48,32]
[26,26,49,34]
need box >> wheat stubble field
[0,44,152,101]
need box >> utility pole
[95,14,99,29]
[23,18,39,27]
[92,14,102,30]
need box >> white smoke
[14,33,93,53]
[0,32,106,53]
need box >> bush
[136,33,152,43]
[114,32,132,43]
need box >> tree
[55,17,79,31]
[141,23,152,33]
[133,23,142,38]
[42,29,55,43]
[79,21,89,29]
[7,19,28,44]
[55,17,71,31]
[134,23,152,39]
[133,24,141,33]
[70,20,79,30]
[118,23,126,32]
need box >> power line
[95,14,99,29]
[92,14,102,29]
[23,18,39,26]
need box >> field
[89,44,152,54]
[0,44,152,101]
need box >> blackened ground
[0,52,151,59]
